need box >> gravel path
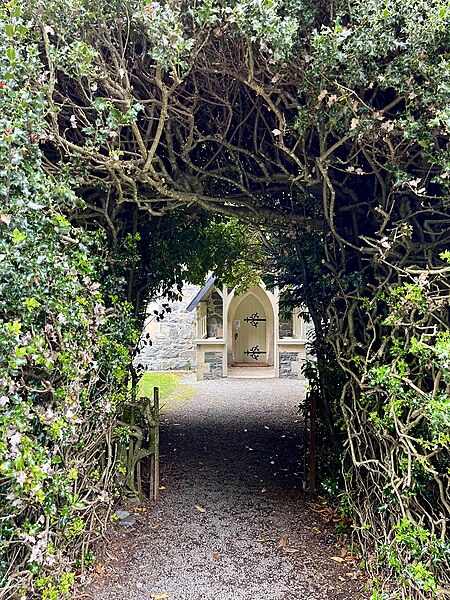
[82,376,368,600]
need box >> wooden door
[233,294,267,364]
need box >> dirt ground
[77,376,369,600]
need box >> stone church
[135,279,311,380]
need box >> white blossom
[44,407,55,422]
[44,553,57,567]
[29,538,47,564]
[98,490,109,502]
[16,471,27,486]
[7,429,21,456]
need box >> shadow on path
[83,377,367,600]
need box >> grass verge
[137,371,195,411]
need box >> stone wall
[195,343,225,380]
[279,351,302,379]
[134,284,198,371]
[203,351,223,380]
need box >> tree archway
[4,0,450,597]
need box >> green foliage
[265,222,347,481]
[4,1,450,599]
[377,518,448,595]
[0,3,139,597]
[133,0,314,69]
[138,212,263,307]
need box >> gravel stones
[82,376,368,600]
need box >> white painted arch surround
[224,284,279,376]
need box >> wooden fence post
[148,386,160,501]
[309,392,317,494]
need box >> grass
[137,371,195,411]
[137,371,181,399]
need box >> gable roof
[186,276,215,312]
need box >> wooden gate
[122,385,160,501]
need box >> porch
[187,279,310,381]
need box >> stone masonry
[279,351,302,379]
[134,284,198,371]
[203,351,223,380]
[279,318,293,338]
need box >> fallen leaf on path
[150,594,169,599]
[105,551,118,561]
[159,486,166,490]
[95,565,104,574]
[257,538,272,543]
[212,553,221,559]
[277,537,287,548]
[195,504,206,513]
[133,507,147,512]
[282,547,300,554]
[330,556,345,563]
[151,524,160,529]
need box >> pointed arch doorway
[227,286,276,376]
[233,293,268,364]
